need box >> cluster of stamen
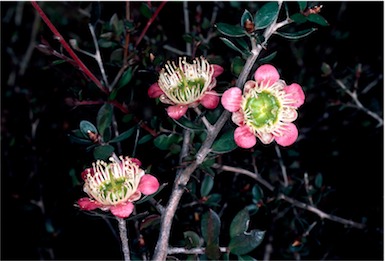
[83,156,143,206]
[158,57,214,105]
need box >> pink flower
[148,57,223,120]
[77,156,160,218]
[221,64,305,148]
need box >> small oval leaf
[275,28,317,40]
[254,2,279,29]
[97,103,113,141]
[241,9,254,27]
[93,145,115,161]
[229,230,266,255]
[184,231,203,249]
[230,208,250,238]
[216,23,246,37]
[201,175,214,197]
[212,129,237,153]
[109,126,136,143]
[306,13,329,26]
[80,120,98,138]
[201,209,221,245]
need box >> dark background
[1,1,383,260]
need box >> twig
[274,145,288,187]
[30,1,109,94]
[194,107,213,132]
[167,247,228,255]
[214,163,366,230]
[117,217,131,261]
[135,1,167,47]
[183,1,192,56]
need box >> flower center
[243,91,281,129]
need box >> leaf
[229,230,266,255]
[138,134,152,144]
[118,67,133,88]
[205,243,221,260]
[220,37,247,56]
[290,13,307,24]
[140,3,152,19]
[201,175,214,197]
[215,23,246,37]
[97,103,113,141]
[173,117,205,131]
[238,255,257,261]
[230,208,250,238]
[307,13,329,26]
[315,173,323,188]
[205,193,222,207]
[109,126,136,143]
[275,28,317,40]
[212,129,237,153]
[139,214,160,230]
[93,145,115,161]
[258,51,277,64]
[231,56,245,76]
[184,231,203,249]
[68,130,93,145]
[254,2,279,29]
[241,9,254,27]
[79,120,98,138]
[297,1,307,11]
[201,209,221,245]
[252,184,264,202]
[153,133,182,150]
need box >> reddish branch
[30,1,109,94]
[135,1,167,47]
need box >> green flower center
[167,76,206,103]
[244,91,280,128]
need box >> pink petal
[234,125,257,149]
[284,83,305,107]
[200,92,220,109]
[138,174,160,195]
[257,132,274,144]
[131,158,142,167]
[167,105,188,120]
[274,123,299,147]
[78,197,101,211]
[231,111,245,126]
[212,64,224,78]
[110,202,134,218]
[128,191,142,202]
[148,83,164,98]
[254,64,280,86]
[221,87,242,112]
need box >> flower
[148,57,224,120]
[221,64,305,148]
[77,156,159,218]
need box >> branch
[117,217,131,261]
[30,1,109,94]
[168,247,228,255]
[214,163,366,230]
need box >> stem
[117,217,131,261]
[135,1,167,47]
[30,1,109,94]
[168,247,228,255]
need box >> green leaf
[252,184,264,202]
[290,13,307,24]
[307,13,329,26]
[97,103,113,141]
[241,9,254,27]
[220,37,247,56]
[184,231,202,249]
[138,134,152,144]
[230,208,250,238]
[201,209,221,245]
[205,193,222,206]
[140,3,152,19]
[139,214,160,230]
[215,23,246,37]
[153,133,182,150]
[68,130,93,145]
[118,67,133,88]
[238,255,257,261]
[205,243,221,260]
[173,117,205,131]
[231,56,245,76]
[201,175,214,197]
[275,28,317,40]
[182,33,194,43]
[212,129,237,153]
[229,230,266,255]
[258,51,277,64]
[298,1,307,11]
[254,2,279,29]
[315,173,323,188]
[80,120,98,138]
[93,145,115,161]
[109,126,136,143]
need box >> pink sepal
[284,83,305,108]
[221,87,242,112]
[110,202,135,218]
[138,174,160,195]
[200,92,220,109]
[148,83,164,98]
[212,64,224,78]
[78,197,101,211]
[234,125,256,149]
[254,64,280,86]
[167,105,188,120]
[274,123,298,147]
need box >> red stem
[135,1,167,47]
[30,1,109,94]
